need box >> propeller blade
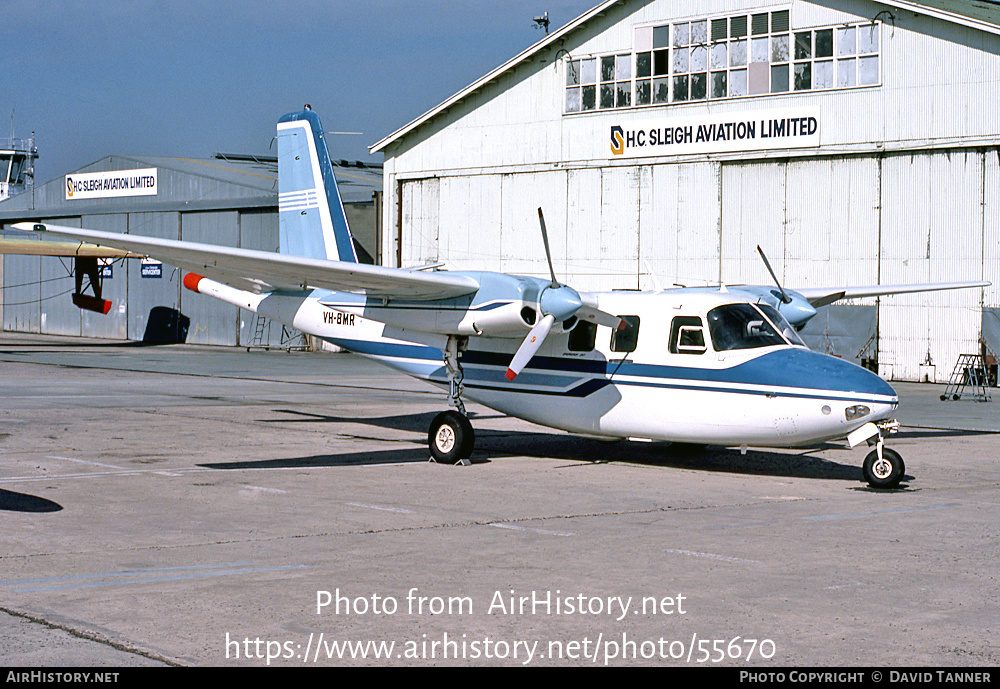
[756,245,791,304]
[506,314,555,381]
[537,208,560,287]
[577,305,625,331]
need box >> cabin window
[611,315,640,353]
[707,304,786,351]
[669,316,707,354]
[568,321,597,352]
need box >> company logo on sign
[608,108,820,158]
[65,168,158,200]
[610,126,625,156]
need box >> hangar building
[0,153,381,346]
[372,0,1000,383]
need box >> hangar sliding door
[640,162,720,290]
[399,178,440,268]
[721,157,881,365]
[879,151,983,381]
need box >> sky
[1,1,599,184]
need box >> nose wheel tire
[429,411,475,464]
[863,447,904,489]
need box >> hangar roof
[370,0,1000,155]
[0,153,381,221]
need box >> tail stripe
[276,108,358,264]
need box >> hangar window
[564,10,881,114]
[566,54,631,112]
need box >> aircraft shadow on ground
[895,426,1000,439]
[264,409,443,434]
[472,431,876,484]
[199,447,433,470]
[203,417,880,484]
[0,488,63,513]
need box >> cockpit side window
[757,304,807,347]
[707,304,786,351]
[610,315,640,353]
[669,316,707,354]
[568,320,597,352]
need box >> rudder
[276,106,358,263]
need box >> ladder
[246,314,309,352]
[940,354,992,402]
[247,314,270,351]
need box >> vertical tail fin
[276,107,358,263]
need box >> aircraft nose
[763,349,898,408]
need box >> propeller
[753,245,818,328]
[505,209,622,381]
[537,208,559,287]
[756,245,791,304]
[506,315,555,381]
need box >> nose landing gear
[862,446,905,489]
[849,420,904,489]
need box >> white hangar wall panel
[500,171,567,278]
[411,164,724,293]
[438,176,502,272]
[719,158,880,291]
[986,151,1000,357]
[985,151,1000,311]
[721,162,787,287]
[597,167,641,290]
[641,162,720,289]
[399,178,440,268]
[879,151,984,382]
[782,156,881,289]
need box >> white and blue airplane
[15,107,989,489]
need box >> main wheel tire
[863,447,904,489]
[428,411,475,463]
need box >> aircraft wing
[12,222,481,301]
[794,281,990,308]
[0,236,143,259]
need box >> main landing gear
[429,336,475,465]
[849,420,904,489]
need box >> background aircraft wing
[13,222,480,300]
[794,281,990,308]
[0,236,143,259]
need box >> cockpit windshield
[707,303,788,351]
[757,304,807,347]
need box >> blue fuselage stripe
[325,337,898,405]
